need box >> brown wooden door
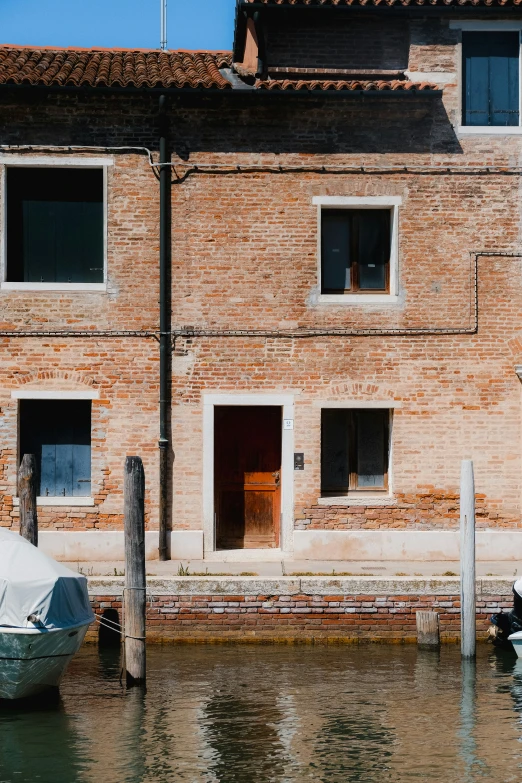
[214,406,282,550]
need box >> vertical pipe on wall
[159,94,171,561]
[460,459,476,659]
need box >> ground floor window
[321,408,390,495]
[19,400,92,497]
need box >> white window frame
[202,393,295,560]
[0,156,112,292]
[313,195,401,305]
[13,387,99,506]
[316,400,398,506]
[450,21,522,136]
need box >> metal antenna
[160,0,168,51]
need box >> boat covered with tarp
[0,528,94,699]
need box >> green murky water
[1,644,522,783]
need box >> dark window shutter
[463,32,520,127]
[321,211,351,293]
[355,410,388,489]
[357,210,390,291]
[321,409,350,493]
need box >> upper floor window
[313,196,400,304]
[6,167,104,286]
[462,31,520,127]
[321,209,391,294]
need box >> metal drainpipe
[158,94,170,561]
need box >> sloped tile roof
[256,78,437,90]
[0,46,233,89]
[0,46,439,94]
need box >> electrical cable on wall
[0,145,520,338]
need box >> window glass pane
[321,211,351,292]
[7,168,104,283]
[321,409,349,493]
[19,400,91,497]
[357,210,390,290]
[463,32,519,127]
[356,410,387,488]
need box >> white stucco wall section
[293,530,522,562]
[39,531,203,562]
[202,393,295,560]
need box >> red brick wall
[87,591,510,643]
[1,16,522,536]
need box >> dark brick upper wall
[264,15,410,71]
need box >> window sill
[1,283,107,293]
[318,495,396,507]
[13,496,95,507]
[318,294,399,305]
[457,126,522,136]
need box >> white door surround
[202,393,295,561]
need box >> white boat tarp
[0,529,94,630]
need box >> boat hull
[0,623,90,700]
[508,630,522,658]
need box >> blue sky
[0,0,236,50]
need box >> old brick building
[1,0,522,564]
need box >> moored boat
[508,631,522,659]
[0,529,94,700]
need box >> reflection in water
[3,645,522,782]
[203,693,286,783]
[0,696,87,783]
[459,659,486,782]
[313,711,393,782]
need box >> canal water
[1,644,522,783]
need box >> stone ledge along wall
[86,577,513,643]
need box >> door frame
[203,393,295,560]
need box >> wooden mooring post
[124,456,146,686]
[460,459,476,659]
[18,454,37,547]
[416,611,440,649]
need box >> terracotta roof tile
[0,46,233,89]
[256,78,438,90]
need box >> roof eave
[0,81,442,97]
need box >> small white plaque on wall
[283,419,294,430]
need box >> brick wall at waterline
[2,14,522,535]
[86,579,513,643]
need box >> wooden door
[214,406,282,550]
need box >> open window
[6,167,104,285]
[314,196,400,302]
[321,408,390,496]
[462,31,520,127]
[321,209,391,294]
[19,400,92,498]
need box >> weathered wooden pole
[124,456,146,686]
[416,611,440,649]
[18,454,37,547]
[460,459,476,659]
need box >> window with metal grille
[321,209,391,294]
[6,168,104,283]
[19,400,92,497]
[462,31,520,127]
[321,408,390,495]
